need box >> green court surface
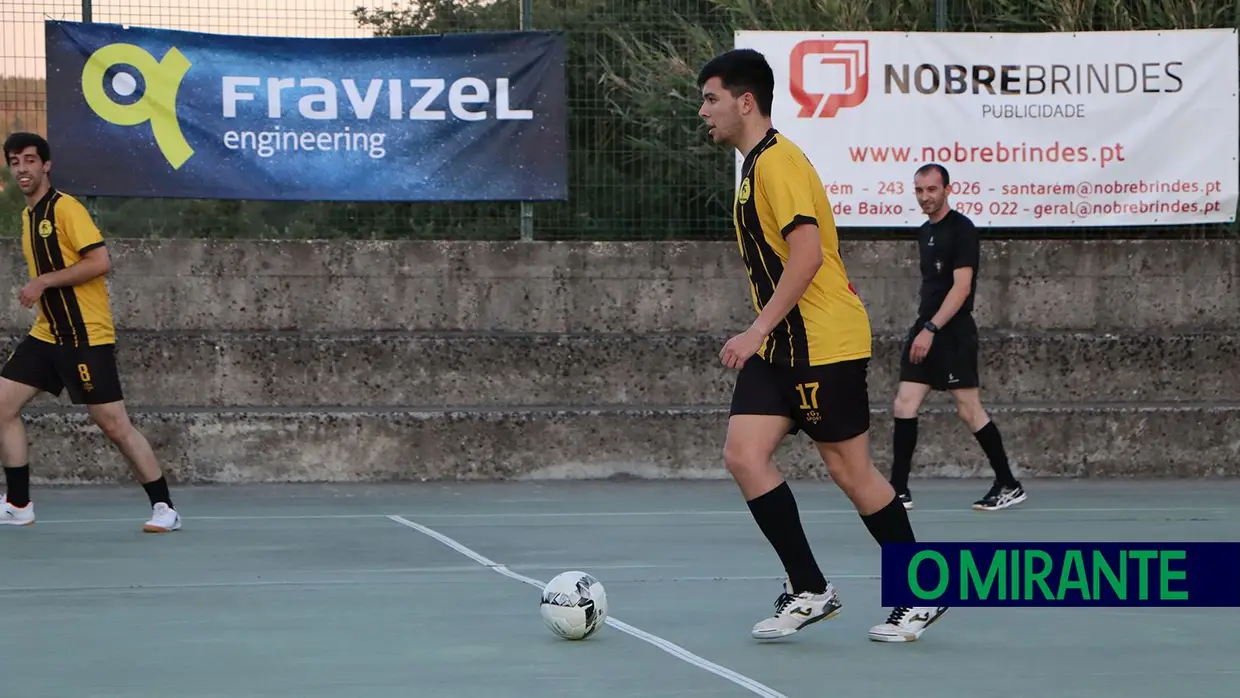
[2,479,1237,698]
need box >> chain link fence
[2,0,1238,240]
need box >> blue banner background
[43,20,567,202]
[881,542,1240,607]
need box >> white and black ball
[539,571,608,640]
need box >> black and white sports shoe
[868,605,949,642]
[751,579,843,639]
[895,490,914,510]
[972,481,1027,511]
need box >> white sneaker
[868,606,949,642]
[143,502,181,533]
[751,579,843,639]
[0,495,34,526]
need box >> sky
[1,0,392,79]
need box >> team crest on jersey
[737,178,751,204]
[37,220,53,238]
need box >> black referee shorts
[729,355,871,443]
[898,314,979,391]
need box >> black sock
[142,476,173,508]
[746,481,827,594]
[973,421,1018,487]
[890,417,918,493]
[860,495,917,546]
[4,466,30,508]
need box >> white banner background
[733,29,1239,228]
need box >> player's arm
[751,224,821,336]
[37,246,110,288]
[750,158,822,337]
[38,199,111,288]
[927,221,980,329]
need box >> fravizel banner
[44,20,568,202]
[734,29,1238,227]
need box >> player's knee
[0,401,21,424]
[824,458,869,495]
[723,442,767,479]
[953,396,988,428]
[91,408,133,443]
[0,380,36,422]
[892,392,921,419]
[822,456,860,492]
[815,436,872,492]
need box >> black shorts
[729,355,871,443]
[0,336,124,405]
[898,314,979,391]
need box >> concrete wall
[4,238,1235,485]
[1,238,1234,334]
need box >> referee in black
[887,163,1026,512]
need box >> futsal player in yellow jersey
[0,132,180,533]
[696,50,947,643]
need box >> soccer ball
[539,571,608,640]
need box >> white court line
[602,574,878,583]
[0,570,877,598]
[30,505,1236,525]
[386,514,789,698]
[395,506,1239,518]
[0,578,402,594]
[1084,671,1240,677]
[32,513,387,524]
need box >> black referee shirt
[917,209,980,321]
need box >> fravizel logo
[81,43,194,169]
[789,40,869,118]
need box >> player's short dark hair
[3,132,50,163]
[915,163,950,187]
[697,49,774,117]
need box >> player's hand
[18,278,47,309]
[909,329,934,364]
[720,327,766,369]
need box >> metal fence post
[82,0,97,219]
[519,0,535,241]
[935,0,947,31]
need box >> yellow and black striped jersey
[733,128,871,366]
[20,188,115,346]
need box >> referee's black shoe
[895,490,914,510]
[972,481,1027,511]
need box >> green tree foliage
[0,167,24,225]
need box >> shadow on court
[1,479,1236,698]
